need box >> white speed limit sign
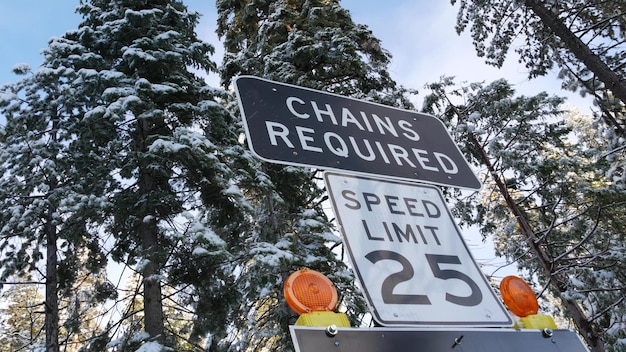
[324,172,512,327]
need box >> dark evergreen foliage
[215,0,416,350]
[1,0,256,350]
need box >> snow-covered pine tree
[0,56,113,351]
[65,0,255,348]
[423,78,626,352]
[451,0,626,186]
[3,0,256,349]
[215,0,415,350]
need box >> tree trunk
[45,211,59,352]
[141,214,165,343]
[470,134,605,352]
[137,118,165,344]
[524,0,626,117]
[45,108,60,352]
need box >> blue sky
[0,0,591,107]
[0,1,78,85]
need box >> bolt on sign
[324,172,512,326]
[234,76,481,190]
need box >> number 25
[365,250,483,307]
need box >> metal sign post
[324,172,511,326]
[234,76,481,190]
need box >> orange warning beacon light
[500,275,539,318]
[283,268,350,329]
[499,275,557,330]
[284,268,338,314]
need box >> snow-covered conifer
[423,78,626,352]
[215,1,415,350]
[1,0,255,350]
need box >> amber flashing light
[500,275,540,317]
[283,268,338,315]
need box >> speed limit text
[340,190,442,245]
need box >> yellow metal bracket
[295,311,351,328]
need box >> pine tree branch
[442,92,604,350]
[588,294,626,323]
[0,281,44,285]
[525,0,626,136]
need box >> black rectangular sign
[234,76,481,190]
[290,327,589,352]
